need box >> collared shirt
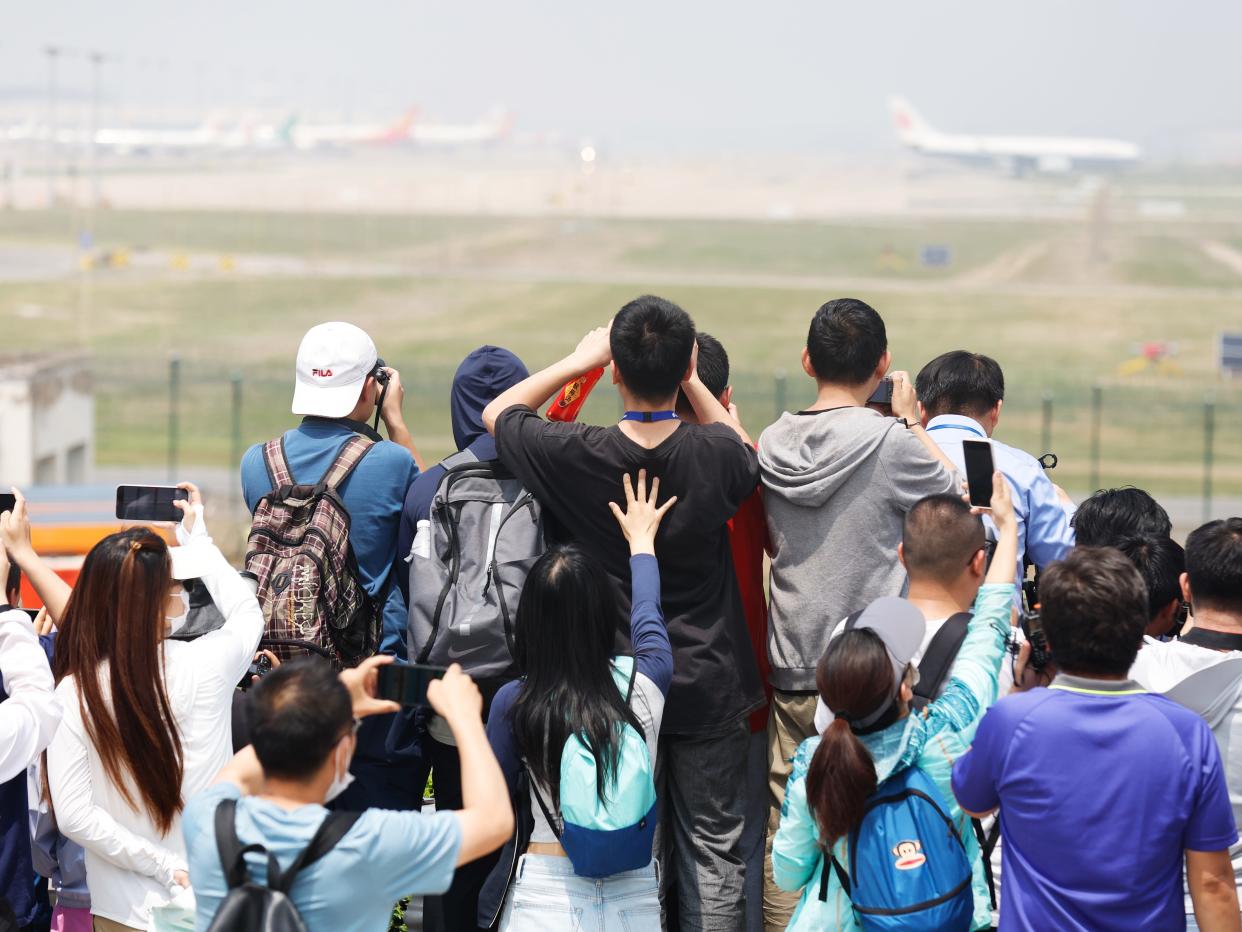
[952,672,1237,931]
[925,414,1074,585]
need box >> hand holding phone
[426,664,482,725]
[962,440,995,508]
[0,493,15,515]
[116,485,190,523]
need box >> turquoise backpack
[529,656,658,878]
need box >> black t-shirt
[495,405,763,734]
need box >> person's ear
[876,350,892,380]
[611,363,621,387]
[970,548,987,578]
[801,347,816,380]
[899,680,914,703]
[721,385,733,409]
[992,399,1003,431]
[1180,572,1193,606]
[897,541,906,569]
[917,401,930,428]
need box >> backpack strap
[269,810,363,893]
[262,437,294,490]
[822,851,852,902]
[528,771,564,841]
[318,435,377,491]
[972,816,1001,910]
[214,797,269,889]
[912,613,972,708]
[621,656,639,704]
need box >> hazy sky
[2,1,1240,153]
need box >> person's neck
[257,776,329,811]
[906,578,975,619]
[1060,669,1127,682]
[804,381,869,412]
[930,411,991,437]
[1190,608,1242,636]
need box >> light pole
[44,45,59,208]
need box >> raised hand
[608,469,677,557]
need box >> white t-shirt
[46,539,263,928]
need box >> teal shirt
[772,582,1013,932]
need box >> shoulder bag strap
[263,437,294,490]
[841,609,864,633]
[623,656,639,704]
[319,435,377,491]
[972,817,999,910]
[822,850,852,902]
[214,797,268,890]
[527,770,564,841]
[271,810,363,893]
[914,612,972,704]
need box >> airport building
[0,353,94,487]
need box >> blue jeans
[498,854,661,932]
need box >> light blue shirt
[925,414,1075,585]
[184,783,461,931]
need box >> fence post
[1088,384,1102,493]
[1204,395,1216,523]
[167,354,181,480]
[1040,392,1053,455]
[774,370,787,421]
[230,372,243,515]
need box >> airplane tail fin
[888,96,934,143]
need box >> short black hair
[5,563,18,601]
[902,494,985,582]
[1072,487,1172,547]
[1040,547,1148,677]
[806,298,887,386]
[915,351,1005,419]
[1115,536,1185,621]
[610,295,696,404]
[692,332,730,400]
[1185,518,1242,615]
[250,659,353,781]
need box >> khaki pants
[93,918,142,932]
[763,690,820,932]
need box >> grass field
[1,206,1240,501]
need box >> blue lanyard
[622,411,679,423]
[927,423,985,439]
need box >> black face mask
[371,358,390,432]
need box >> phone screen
[962,440,995,507]
[376,662,447,707]
[115,485,189,523]
[0,493,15,514]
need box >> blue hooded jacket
[396,346,528,601]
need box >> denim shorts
[498,853,661,932]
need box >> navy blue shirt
[241,418,418,656]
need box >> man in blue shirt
[240,321,421,808]
[952,547,1240,931]
[183,656,512,932]
[916,350,1074,587]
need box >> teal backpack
[529,656,658,878]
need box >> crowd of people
[0,294,1240,932]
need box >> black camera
[1017,606,1051,674]
[237,652,273,691]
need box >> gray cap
[841,596,926,730]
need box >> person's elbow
[482,399,505,436]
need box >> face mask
[325,740,355,804]
[166,588,190,636]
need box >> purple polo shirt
[952,675,1236,931]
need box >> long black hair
[512,544,643,803]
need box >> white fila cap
[292,322,378,418]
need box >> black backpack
[205,798,361,932]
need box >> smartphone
[867,377,893,405]
[962,439,995,507]
[0,493,15,514]
[376,662,447,707]
[115,485,189,523]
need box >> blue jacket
[772,583,1012,932]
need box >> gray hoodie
[758,407,957,691]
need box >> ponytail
[806,627,897,848]
[805,717,877,848]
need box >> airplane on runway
[889,96,1140,175]
[409,107,511,146]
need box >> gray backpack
[408,452,544,678]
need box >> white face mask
[166,588,190,636]
[325,739,355,804]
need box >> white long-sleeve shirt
[0,608,61,783]
[47,530,263,929]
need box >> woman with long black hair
[1,485,264,931]
[485,469,675,931]
[773,473,1019,931]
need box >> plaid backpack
[244,435,380,668]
